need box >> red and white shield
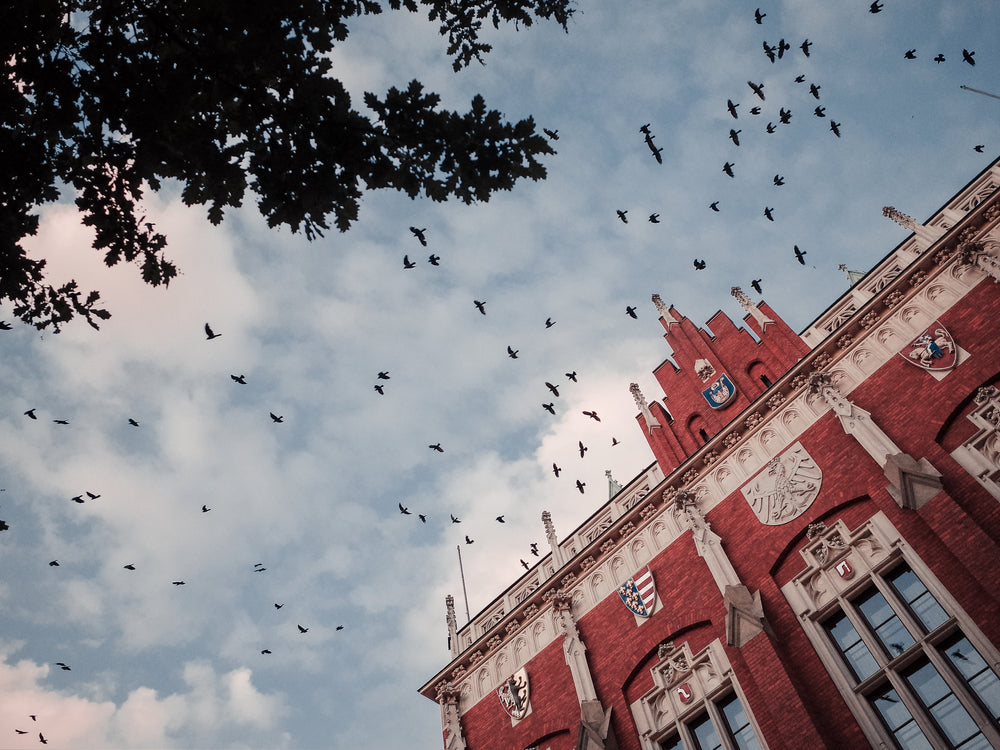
[497,668,530,720]
[835,559,855,579]
[676,683,694,704]
[899,321,957,371]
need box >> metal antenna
[457,545,471,622]
[960,85,1000,102]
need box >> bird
[545,317,555,328]
[398,503,411,515]
[611,437,620,446]
[776,38,790,58]
[543,403,556,415]
[582,410,601,422]
[543,128,559,140]
[748,81,765,101]
[124,564,135,570]
[566,371,577,382]
[830,120,842,137]
[274,603,284,609]
[869,1,882,12]
[0,321,10,330]
[764,207,775,221]
[53,419,69,425]
[377,371,390,380]
[71,495,84,503]
[336,625,344,631]
[128,417,140,427]
[204,323,221,340]
[814,106,826,117]
[269,412,283,423]
[578,441,588,458]
[800,39,812,56]
[762,41,776,63]
[625,306,638,319]
[729,129,741,146]
[261,649,272,654]
[24,408,37,419]
[374,384,384,395]
[507,346,519,359]
[749,106,761,115]
[48,560,59,566]
[474,300,486,315]
[934,53,946,63]
[172,580,185,585]
[15,729,27,734]
[963,49,975,65]
[427,254,440,265]
[496,515,505,523]
[809,83,821,100]
[39,733,47,745]
[648,213,660,223]
[904,49,917,59]
[409,226,427,246]
[297,625,308,633]
[723,162,735,177]
[86,491,100,499]
[710,201,720,212]
[773,174,785,186]
[754,7,765,24]
[464,535,474,545]
[693,259,707,270]
[766,122,776,134]
[751,279,763,294]
[778,108,792,124]
[794,74,806,83]
[520,559,530,570]
[530,542,539,556]
[546,381,560,397]
[450,514,461,523]
[429,443,444,452]
[418,514,427,523]
[794,245,807,264]
[552,463,561,477]
[55,662,71,671]
[974,145,985,153]
[576,480,586,494]
[616,209,628,224]
[201,505,210,512]
[403,255,416,269]
[726,99,739,119]
[231,374,247,384]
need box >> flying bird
[39,733,47,745]
[496,515,505,523]
[576,480,586,494]
[800,39,812,56]
[764,207,775,221]
[86,491,100,499]
[612,437,620,446]
[552,463,561,477]
[231,374,247,384]
[710,201,720,212]
[830,120,842,137]
[409,227,427,246]
[766,122,776,134]
[814,106,826,117]
[723,162,735,177]
[749,106,761,115]
[751,279,763,294]
[71,495,84,503]
[963,49,975,65]
[649,145,664,164]
[582,410,601,421]
[776,38,790,58]
[53,419,69,425]
[0,321,10,330]
[450,514,461,523]
[530,542,539,555]
[778,108,792,124]
[543,128,559,140]
[578,441,588,458]
[398,503,411,515]
[201,505,210,512]
[465,535,474,545]
[729,129,741,146]
[546,382,562,400]
[24,408,37,419]
[625,306,638,319]
[773,174,785,186]
[269,412,283,423]
[649,213,660,223]
[377,371,390,380]
[545,317,555,328]
[336,625,344,631]
[727,99,739,119]
[934,53,946,63]
[55,662,71,671]
[974,145,985,153]
[543,403,556,414]
[794,74,806,83]
[124,564,135,570]
[261,649,272,654]
[693,259,707,270]
[507,346,519,359]
[172,580,185,585]
[869,1,882,12]
[520,559,530,570]
[748,81,765,100]
[49,560,59,566]
[374,384,384,395]
[274,603,284,609]
[566,371,577,382]
[297,625,309,633]
[474,300,486,315]
[809,83,821,100]
[15,729,27,734]
[794,245,807,264]
[762,41,776,63]
[904,49,916,59]
[403,255,416,269]
[754,7,765,24]
[418,514,427,523]
[204,323,221,340]
[429,443,444,452]
[616,209,628,224]
[428,254,440,266]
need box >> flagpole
[960,85,1000,102]
[457,545,471,623]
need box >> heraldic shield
[497,668,530,720]
[741,443,823,525]
[899,321,957,372]
[618,565,657,617]
[701,373,737,409]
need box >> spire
[882,205,945,247]
[630,382,661,432]
[605,470,623,499]
[543,510,566,568]
[838,263,865,287]
[446,595,458,658]
[651,293,670,318]
[731,286,775,331]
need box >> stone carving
[694,358,716,382]
[731,286,775,330]
[651,294,670,318]
[631,382,662,431]
[742,443,822,525]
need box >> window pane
[857,589,915,657]
[871,688,933,750]
[719,693,762,750]
[888,567,949,632]
[690,712,722,750]
[825,612,879,680]
[943,636,1000,721]
[659,735,683,750]
[906,661,983,747]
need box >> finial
[542,510,555,538]
[605,470,623,498]
[731,286,775,331]
[630,383,662,431]
[882,206,917,231]
[651,294,670,318]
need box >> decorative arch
[631,537,650,566]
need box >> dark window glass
[887,567,949,632]
[719,693,762,750]
[942,636,1000,721]
[825,611,879,680]
[659,735,683,750]
[690,712,722,750]
[857,588,915,657]
[871,687,933,750]
[906,660,985,748]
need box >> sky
[1,1,998,748]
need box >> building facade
[419,158,1000,750]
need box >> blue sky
[1,1,998,747]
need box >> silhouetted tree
[2,0,573,329]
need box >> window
[819,562,1000,749]
[658,692,762,750]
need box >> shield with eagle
[618,565,657,617]
[701,373,737,409]
[899,321,957,372]
[497,669,531,720]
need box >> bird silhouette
[814,106,826,117]
[0,321,10,330]
[625,306,638,319]
[552,463,561,477]
[543,403,556,414]
[496,515,505,523]
[428,254,440,266]
[429,443,444,452]
[650,146,664,164]
[566,372,577,382]
[963,49,975,65]
[297,625,309,633]
[710,201,720,212]
[904,49,916,59]
[616,209,628,224]
[545,317,555,328]
[773,174,785,186]
[269,412,283,423]
[274,603,284,609]
[578,441,588,458]
[377,371,390,380]
[55,662,71,671]
[869,1,882,12]
[723,162,735,177]
[583,410,601,421]
[576,480,586,494]
[336,625,344,631]
[751,279,763,294]
[14,729,27,734]
[202,505,211,512]
[762,41,776,63]
[71,495,84,503]
[409,227,427,246]
[800,39,812,56]
[398,503,411,515]
[530,542,539,555]
[794,74,806,83]
[809,83,821,100]
[934,53,946,63]
[727,100,739,119]
[794,245,807,264]
[261,649,272,654]
[693,259,707,270]
[172,580,185,585]
[24,408,37,419]
[49,560,59,566]
[764,207,775,221]
[830,120,842,137]
[39,733,47,745]
[53,419,69,425]
[231,374,247,384]
[754,7,765,24]
[418,514,427,523]
[766,122,776,134]
[649,213,660,223]
[474,300,486,315]
[374,384,384,395]
[543,128,559,140]
[778,108,792,124]
[86,491,100,499]
[729,129,741,146]
[520,559,530,570]
[546,381,560,397]
[403,255,416,269]
[507,346,519,359]
[776,38,790,58]
[465,535,474,545]
[748,81,765,100]
[204,323,221,340]
[450,514,461,523]
[124,564,135,570]
[611,437,620,446]
[974,145,985,153]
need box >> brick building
[419,158,1000,750]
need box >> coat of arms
[701,374,736,409]
[497,668,530,720]
[617,565,657,617]
[899,321,957,371]
[741,443,823,525]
